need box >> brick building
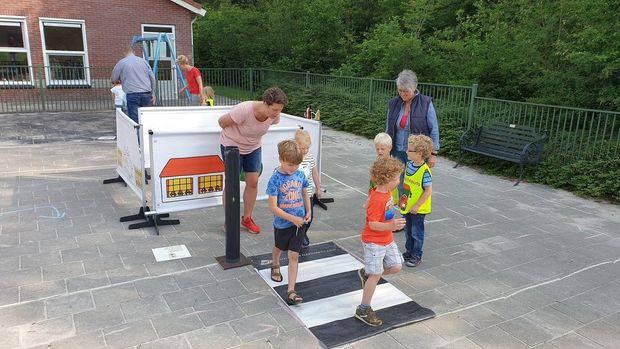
[0,0,205,110]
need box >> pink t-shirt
[219,101,280,154]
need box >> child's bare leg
[287,250,300,292]
[361,274,381,306]
[382,265,402,276]
[272,246,282,266]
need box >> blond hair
[294,129,312,148]
[176,55,190,66]
[203,86,215,98]
[370,156,404,186]
[407,134,434,159]
[278,140,303,165]
[373,132,392,147]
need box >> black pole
[224,146,241,263]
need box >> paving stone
[162,286,211,311]
[76,232,113,247]
[0,300,45,329]
[425,314,479,342]
[229,312,281,342]
[268,306,303,332]
[39,237,78,252]
[144,259,186,276]
[107,264,149,284]
[0,256,19,273]
[46,292,94,318]
[184,324,242,349]
[120,295,171,322]
[104,319,158,348]
[19,279,66,301]
[575,319,620,348]
[351,332,405,349]
[0,267,42,288]
[173,268,215,288]
[83,255,124,273]
[412,289,461,314]
[48,330,106,349]
[61,246,101,262]
[237,273,270,292]
[207,264,254,282]
[203,279,249,301]
[0,328,19,349]
[523,306,582,338]
[134,275,179,298]
[389,323,446,348]
[42,261,84,281]
[93,283,139,306]
[498,316,553,346]
[453,306,506,330]
[468,326,528,349]
[545,332,604,349]
[267,327,322,349]
[20,251,62,269]
[98,241,137,256]
[74,303,125,333]
[0,241,39,258]
[437,283,487,306]
[0,286,19,306]
[19,315,75,348]
[151,308,203,338]
[234,291,281,316]
[195,299,245,327]
[437,338,482,349]
[66,271,110,292]
[482,298,535,320]
[138,335,191,349]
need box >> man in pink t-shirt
[219,87,288,234]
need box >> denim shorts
[220,145,262,173]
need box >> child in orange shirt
[355,157,405,327]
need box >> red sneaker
[241,216,261,234]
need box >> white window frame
[39,17,90,86]
[141,24,177,75]
[0,16,34,86]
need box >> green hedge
[249,82,620,203]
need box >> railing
[1,65,617,163]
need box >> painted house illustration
[159,155,225,202]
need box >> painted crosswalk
[249,242,435,348]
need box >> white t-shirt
[299,153,317,193]
[111,85,126,106]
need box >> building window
[198,175,223,194]
[0,17,33,85]
[166,177,193,198]
[141,24,175,81]
[40,18,90,86]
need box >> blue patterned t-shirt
[266,169,309,229]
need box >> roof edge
[169,0,206,16]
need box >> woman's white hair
[396,70,418,93]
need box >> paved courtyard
[0,111,618,349]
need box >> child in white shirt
[111,81,126,110]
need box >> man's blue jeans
[405,213,425,260]
[126,92,153,123]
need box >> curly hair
[370,156,404,186]
[278,139,303,165]
[407,134,434,159]
[262,87,288,106]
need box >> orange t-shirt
[362,189,394,246]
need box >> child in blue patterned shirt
[266,140,311,305]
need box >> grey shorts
[362,241,404,275]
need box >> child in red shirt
[355,157,405,327]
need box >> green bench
[454,123,548,185]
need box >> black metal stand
[216,146,250,269]
[312,193,334,211]
[120,206,178,235]
[103,175,126,186]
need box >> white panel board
[115,109,145,201]
[278,113,322,174]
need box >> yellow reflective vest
[204,97,215,106]
[399,162,432,215]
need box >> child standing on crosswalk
[356,157,406,326]
[267,140,312,305]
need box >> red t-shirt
[184,67,202,95]
[362,189,394,246]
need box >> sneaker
[402,251,413,261]
[405,258,421,267]
[241,216,261,234]
[355,306,382,327]
[357,268,368,288]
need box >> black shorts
[274,224,307,253]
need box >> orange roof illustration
[160,155,225,178]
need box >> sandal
[270,265,283,283]
[287,290,303,305]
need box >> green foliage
[194,0,619,111]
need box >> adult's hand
[151,94,157,105]
[428,154,437,168]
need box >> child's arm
[268,196,305,227]
[410,184,432,214]
[302,188,311,222]
[311,167,321,197]
[368,218,405,232]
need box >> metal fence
[1,65,618,162]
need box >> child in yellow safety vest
[202,86,215,106]
[399,134,433,267]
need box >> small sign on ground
[152,245,191,262]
